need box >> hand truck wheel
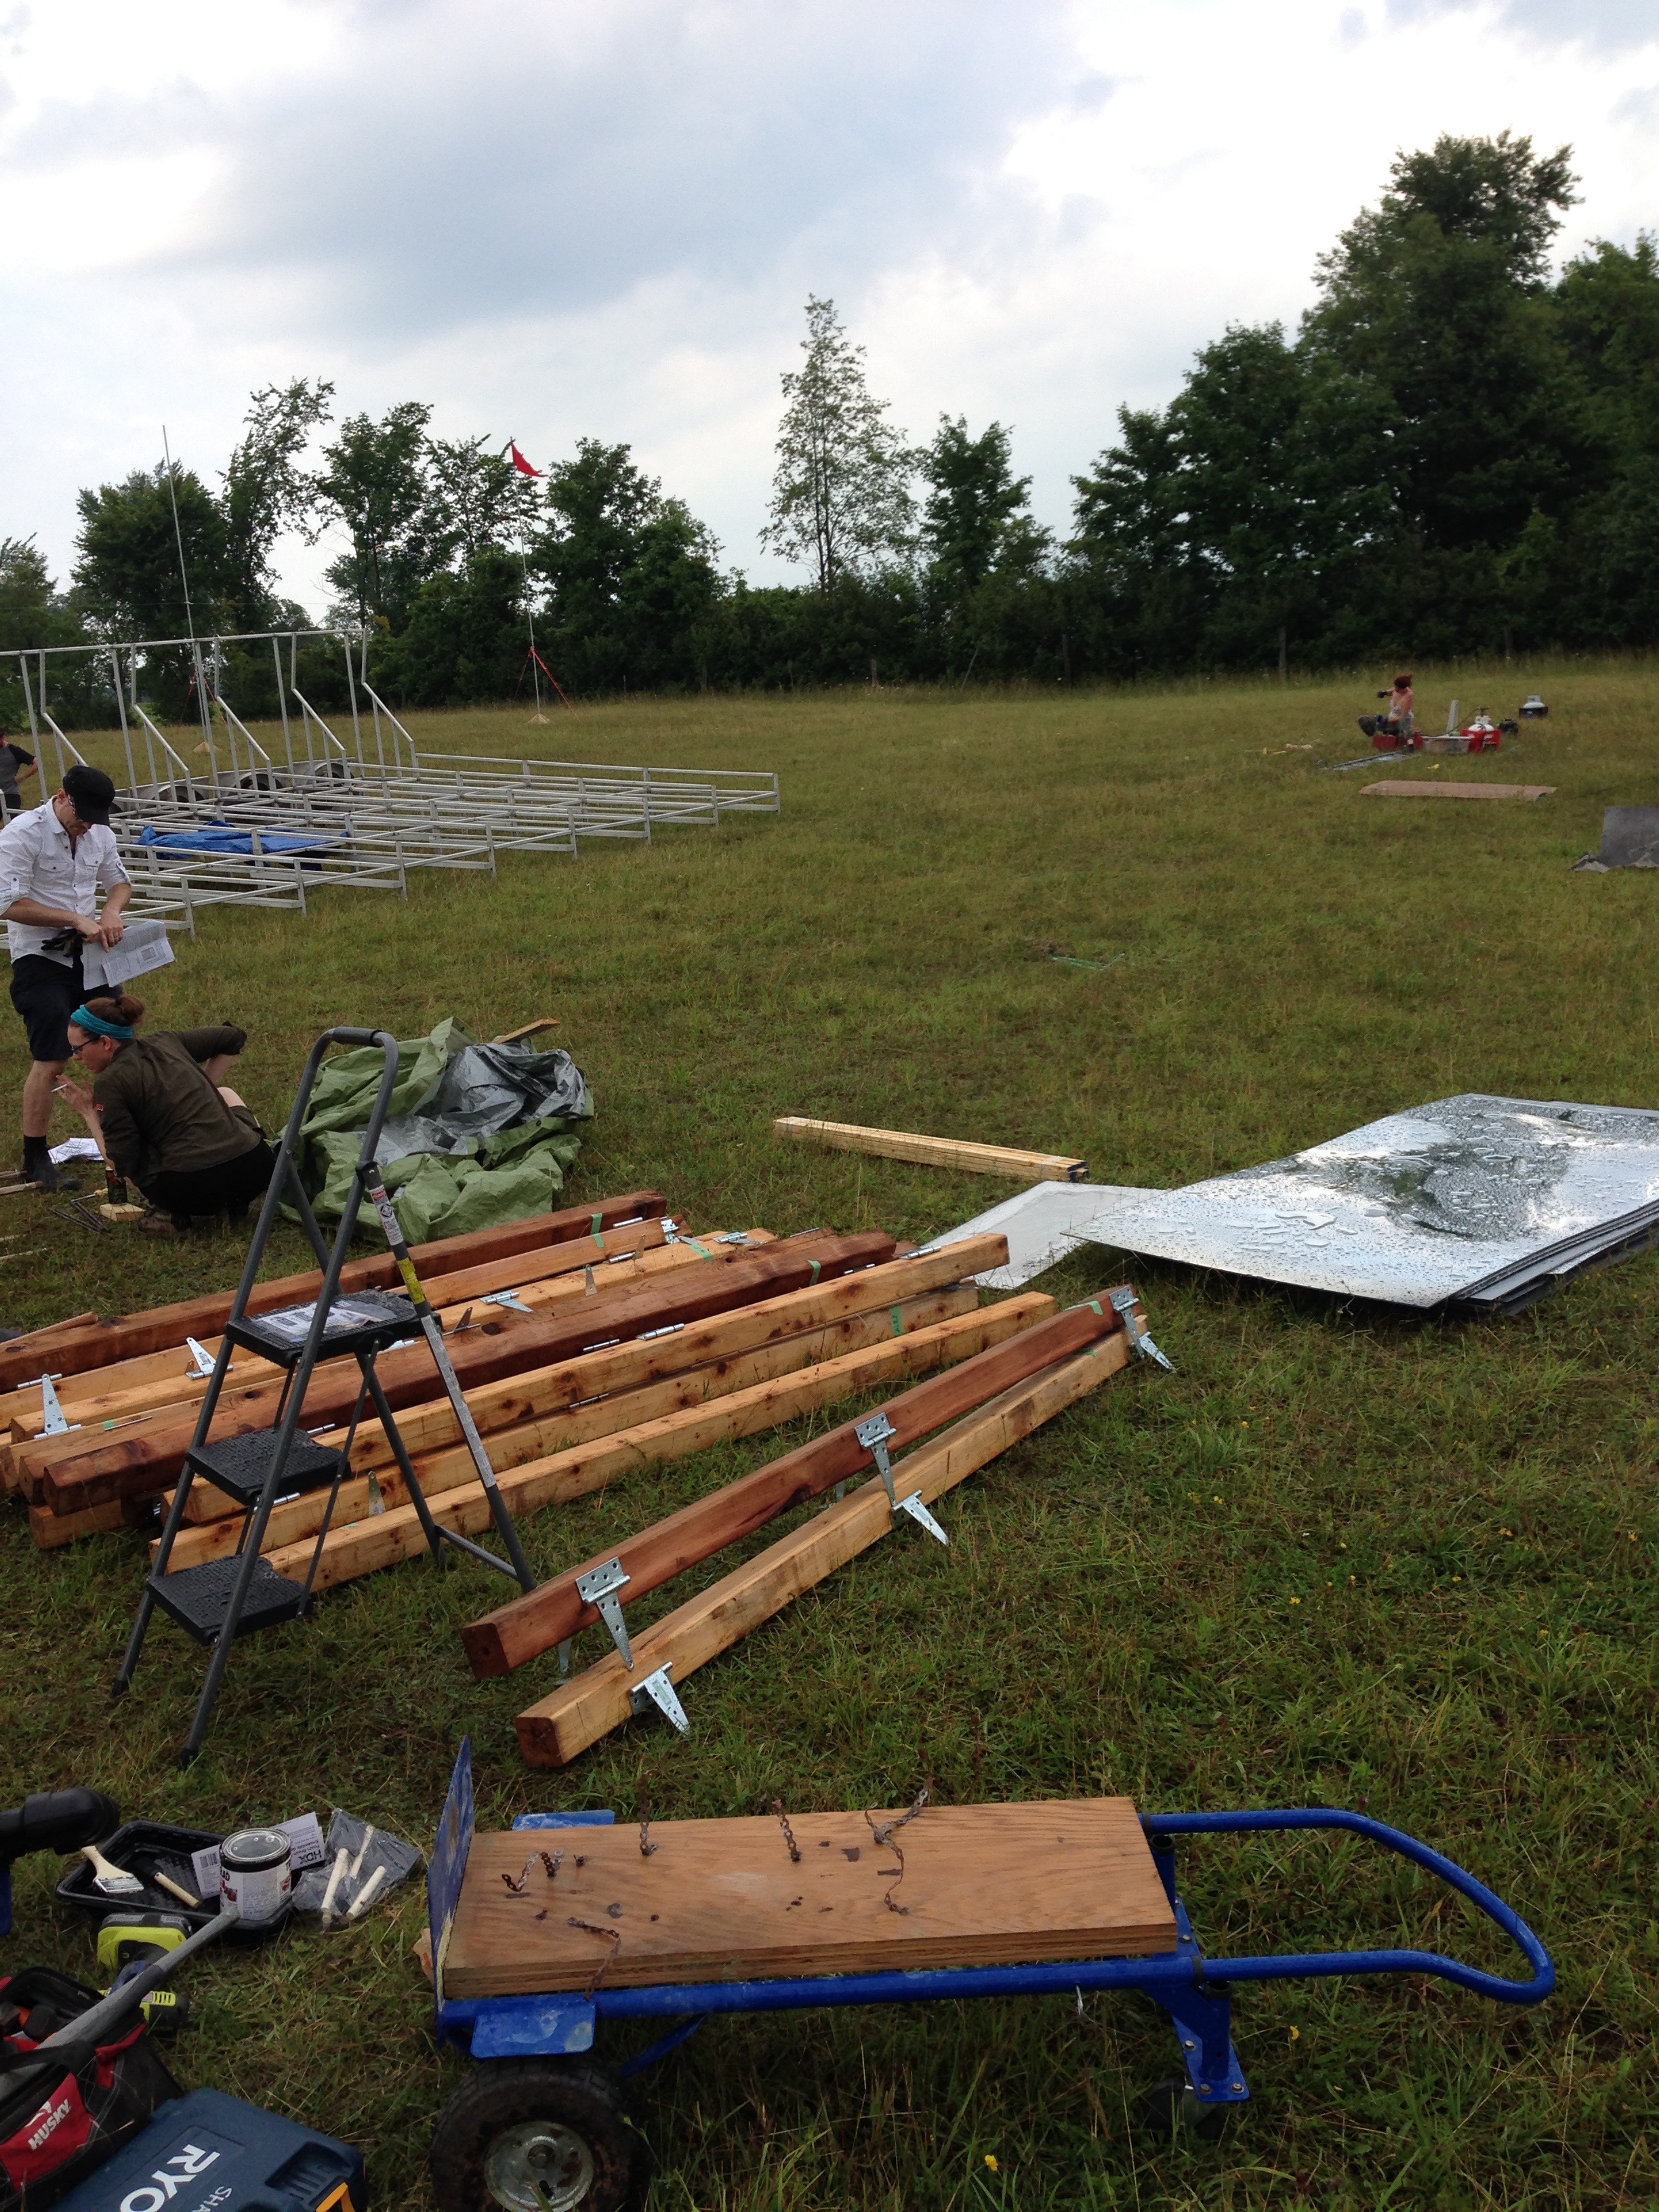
[429,2057,651,2212]
[1141,2076,1231,2146]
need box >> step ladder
[114,1025,537,1766]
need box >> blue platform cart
[424,1743,1553,2212]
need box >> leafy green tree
[1304,133,1588,559]
[314,402,434,630]
[762,297,914,590]
[220,378,333,630]
[0,538,99,731]
[920,417,1048,596]
[72,462,232,642]
[534,440,722,691]
[424,438,539,568]
[380,548,528,704]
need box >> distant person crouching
[56,996,276,1231]
[1359,673,1416,745]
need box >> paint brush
[74,1843,144,1897]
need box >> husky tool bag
[0,1970,180,2211]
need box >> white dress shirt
[0,800,131,966]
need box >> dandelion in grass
[1290,1596,1301,1606]
[984,2154,1000,2173]
[1288,2025,1300,2043]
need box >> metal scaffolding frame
[8,626,779,929]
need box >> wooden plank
[152,1286,989,1572]
[226,1235,1013,1490]
[36,1232,897,1515]
[465,1294,1124,1677]
[1360,781,1554,801]
[516,1336,1132,1767]
[253,1290,1043,1594]
[0,1190,670,1391]
[776,1115,1087,1183]
[442,1801,1175,1999]
[491,1017,558,1044]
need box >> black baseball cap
[62,764,117,825]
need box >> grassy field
[1,663,1656,2209]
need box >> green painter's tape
[686,1237,714,1261]
[890,1305,903,1337]
[591,1213,604,1244]
[809,1260,821,1284]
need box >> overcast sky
[2,0,1654,619]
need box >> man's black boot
[21,1136,58,1190]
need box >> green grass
[3,664,1657,2208]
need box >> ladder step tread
[149,1555,308,1645]
[184,1431,345,1506]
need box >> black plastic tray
[54,1818,225,1931]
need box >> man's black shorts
[9,952,85,1063]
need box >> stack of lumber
[1,1193,675,1543]
[472,1289,1152,1768]
[12,1219,889,1532]
[149,1233,1028,1593]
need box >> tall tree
[534,438,721,691]
[920,417,1047,596]
[314,402,434,630]
[762,297,914,590]
[72,462,231,642]
[424,437,539,568]
[1304,134,1586,557]
[220,377,333,630]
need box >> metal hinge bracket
[855,1412,948,1546]
[629,1664,691,1734]
[575,1557,634,1669]
[1111,1289,1174,1372]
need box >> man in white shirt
[0,765,131,1188]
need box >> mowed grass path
[2,667,1655,2209]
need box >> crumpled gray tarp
[295,1017,594,1243]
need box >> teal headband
[69,1005,134,1042]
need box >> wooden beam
[776,1115,1088,1183]
[465,1295,1126,1678]
[35,1232,897,1515]
[491,1017,559,1044]
[0,1190,670,1391]
[252,1290,1045,1594]
[515,1335,1133,1767]
[28,1498,126,1549]
[151,1286,988,1572]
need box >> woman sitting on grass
[56,993,276,1231]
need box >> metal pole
[110,651,138,794]
[342,636,364,765]
[273,634,296,785]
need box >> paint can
[219,1827,292,1932]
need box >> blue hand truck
[424,1742,1552,2211]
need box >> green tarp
[294,1017,594,1244]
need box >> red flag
[509,441,541,478]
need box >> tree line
[3,131,1654,725]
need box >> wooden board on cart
[442,1801,1176,1996]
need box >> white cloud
[0,0,1652,621]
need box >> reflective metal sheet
[930,1095,1659,1311]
